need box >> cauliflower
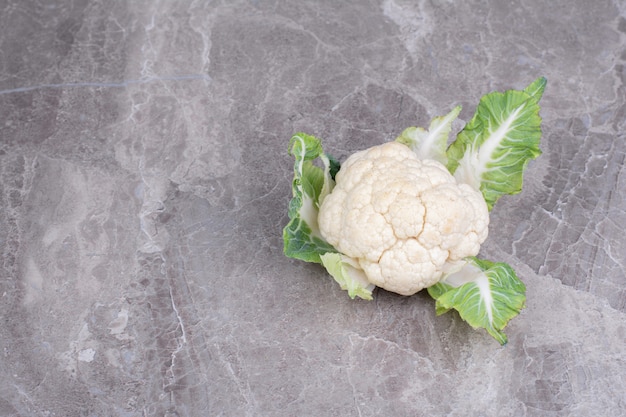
[283,77,545,344]
[318,142,489,295]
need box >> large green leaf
[447,78,546,210]
[427,257,526,345]
[283,133,338,263]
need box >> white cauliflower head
[318,141,489,296]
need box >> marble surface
[1,0,625,416]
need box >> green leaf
[524,76,547,101]
[320,253,374,300]
[447,78,546,210]
[396,106,462,165]
[327,153,341,181]
[283,133,338,263]
[427,257,526,345]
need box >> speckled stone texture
[1,1,625,416]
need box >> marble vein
[0,74,211,95]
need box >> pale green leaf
[320,253,374,300]
[283,133,338,263]
[396,106,462,165]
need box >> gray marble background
[1,0,625,416]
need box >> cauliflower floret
[318,141,489,296]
